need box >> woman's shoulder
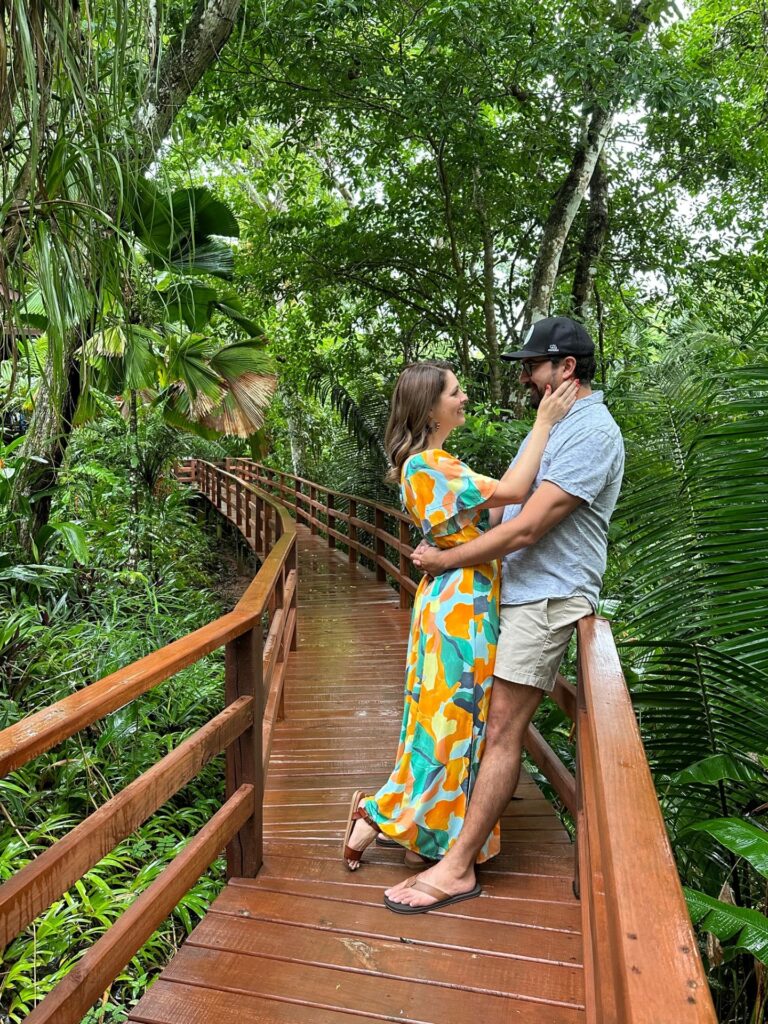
[403,448,452,474]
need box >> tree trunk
[473,166,502,405]
[571,154,609,319]
[17,332,82,548]
[433,138,471,378]
[526,105,614,325]
[526,0,654,326]
[136,0,245,163]
[128,389,141,568]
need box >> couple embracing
[342,317,625,914]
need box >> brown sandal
[383,875,482,914]
[342,790,381,869]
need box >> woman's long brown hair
[384,360,453,483]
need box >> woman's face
[430,370,468,434]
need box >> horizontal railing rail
[227,458,717,1024]
[0,460,297,1024]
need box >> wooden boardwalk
[128,525,584,1023]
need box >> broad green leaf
[685,887,768,964]
[671,754,767,787]
[166,239,235,280]
[688,818,768,878]
[47,522,90,564]
[171,186,239,239]
[208,341,274,379]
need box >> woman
[343,360,578,870]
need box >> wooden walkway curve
[128,523,585,1023]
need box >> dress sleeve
[403,450,497,534]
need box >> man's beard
[527,383,544,409]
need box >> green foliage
[603,322,768,1020]
[689,820,768,880]
[0,414,230,1021]
[684,817,768,974]
[685,889,768,966]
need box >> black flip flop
[383,876,482,915]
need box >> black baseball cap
[501,316,594,361]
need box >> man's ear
[560,356,577,380]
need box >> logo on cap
[548,343,559,352]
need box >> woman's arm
[479,380,579,509]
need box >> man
[384,315,625,913]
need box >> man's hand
[411,540,446,576]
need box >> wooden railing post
[327,493,335,549]
[264,501,272,553]
[374,508,386,581]
[399,520,411,609]
[215,466,223,512]
[288,542,298,654]
[348,499,357,566]
[309,485,317,535]
[294,480,302,524]
[255,493,264,555]
[224,627,264,878]
[244,491,252,548]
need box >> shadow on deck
[128,526,584,1024]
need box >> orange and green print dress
[364,449,501,862]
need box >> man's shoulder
[556,397,622,446]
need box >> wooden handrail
[0,606,256,777]
[0,696,253,948]
[24,785,253,1024]
[576,617,717,1022]
[0,460,297,1023]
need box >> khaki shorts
[495,597,594,693]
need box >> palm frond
[607,332,768,866]
[307,370,389,464]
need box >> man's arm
[411,482,582,575]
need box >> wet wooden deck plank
[129,526,583,1023]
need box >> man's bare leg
[385,678,543,908]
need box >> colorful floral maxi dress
[364,449,501,862]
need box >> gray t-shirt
[500,391,624,609]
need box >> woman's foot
[345,814,378,870]
[342,791,379,871]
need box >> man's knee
[485,677,543,747]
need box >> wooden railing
[225,458,419,608]
[0,461,296,1024]
[232,458,716,1024]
